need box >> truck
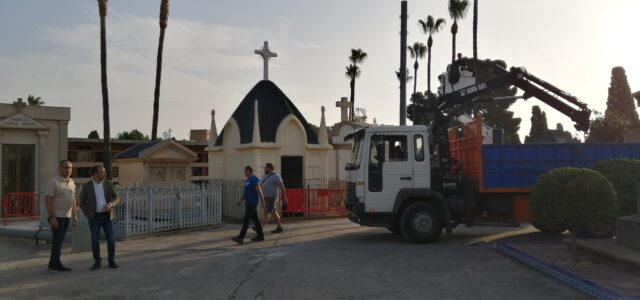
[343,64,628,243]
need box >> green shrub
[593,158,640,217]
[530,168,618,236]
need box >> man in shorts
[260,163,287,233]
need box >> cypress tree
[605,66,639,128]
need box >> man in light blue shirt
[260,163,288,233]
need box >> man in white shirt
[44,160,78,272]
[79,165,120,270]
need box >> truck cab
[344,125,451,243]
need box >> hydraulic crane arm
[434,66,591,132]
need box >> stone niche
[114,139,197,186]
[0,99,70,198]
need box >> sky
[1,0,639,140]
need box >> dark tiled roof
[214,80,319,146]
[114,141,161,159]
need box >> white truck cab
[344,125,452,243]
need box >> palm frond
[349,48,368,65]
[418,19,428,34]
[345,64,361,79]
[448,0,469,20]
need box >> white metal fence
[113,184,222,239]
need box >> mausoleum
[207,42,333,188]
[0,99,70,198]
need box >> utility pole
[399,1,408,125]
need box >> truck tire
[399,202,443,243]
[532,221,566,234]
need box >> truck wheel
[532,221,566,234]
[399,202,442,243]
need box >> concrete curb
[494,242,639,300]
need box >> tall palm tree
[346,48,367,121]
[345,64,360,122]
[151,0,169,140]
[98,0,112,179]
[448,0,469,63]
[407,42,427,95]
[472,0,478,60]
[419,16,446,94]
[26,95,45,106]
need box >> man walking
[79,165,120,270]
[231,166,265,245]
[44,160,78,272]
[260,163,287,233]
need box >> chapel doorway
[280,156,303,188]
[2,144,36,194]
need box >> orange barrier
[2,192,40,225]
[282,188,346,218]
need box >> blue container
[482,143,640,190]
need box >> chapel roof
[214,80,319,146]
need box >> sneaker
[231,236,244,245]
[90,262,101,271]
[108,261,118,269]
[271,226,283,234]
[251,236,265,242]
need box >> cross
[13,98,27,112]
[336,97,352,122]
[254,41,277,80]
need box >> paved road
[0,219,587,300]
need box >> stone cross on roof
[336,97,352,122]
[13,98,27,112]
[255,41,277,81]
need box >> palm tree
[448,0,469,63]
[419,16,446,94]
[396,69,413,85]
[151,0,169,140]
[98,0,112,179]
[346,48,367,121]
[27,95,45,106]
[407,42,427,95]
[472,0,478,60]
[345,64,360,122]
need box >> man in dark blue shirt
[232,166,265,244]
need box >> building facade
[0,99,70,198]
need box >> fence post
[124,189,130,239]
[148,188,154,234]
[201,185,206,227]
[175,190,182,230]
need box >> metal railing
[283,188,347,218]
[2,192,40,225]
[113,184,222,239]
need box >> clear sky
[1,0,638,140]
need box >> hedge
[593,158,640,217]
[529,167,618,235]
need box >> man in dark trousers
[79,165,120,270]
[231,166,265,245]
[44,160,78,272]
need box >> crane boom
[434,66,591,132]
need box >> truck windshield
[346,136,363,170]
